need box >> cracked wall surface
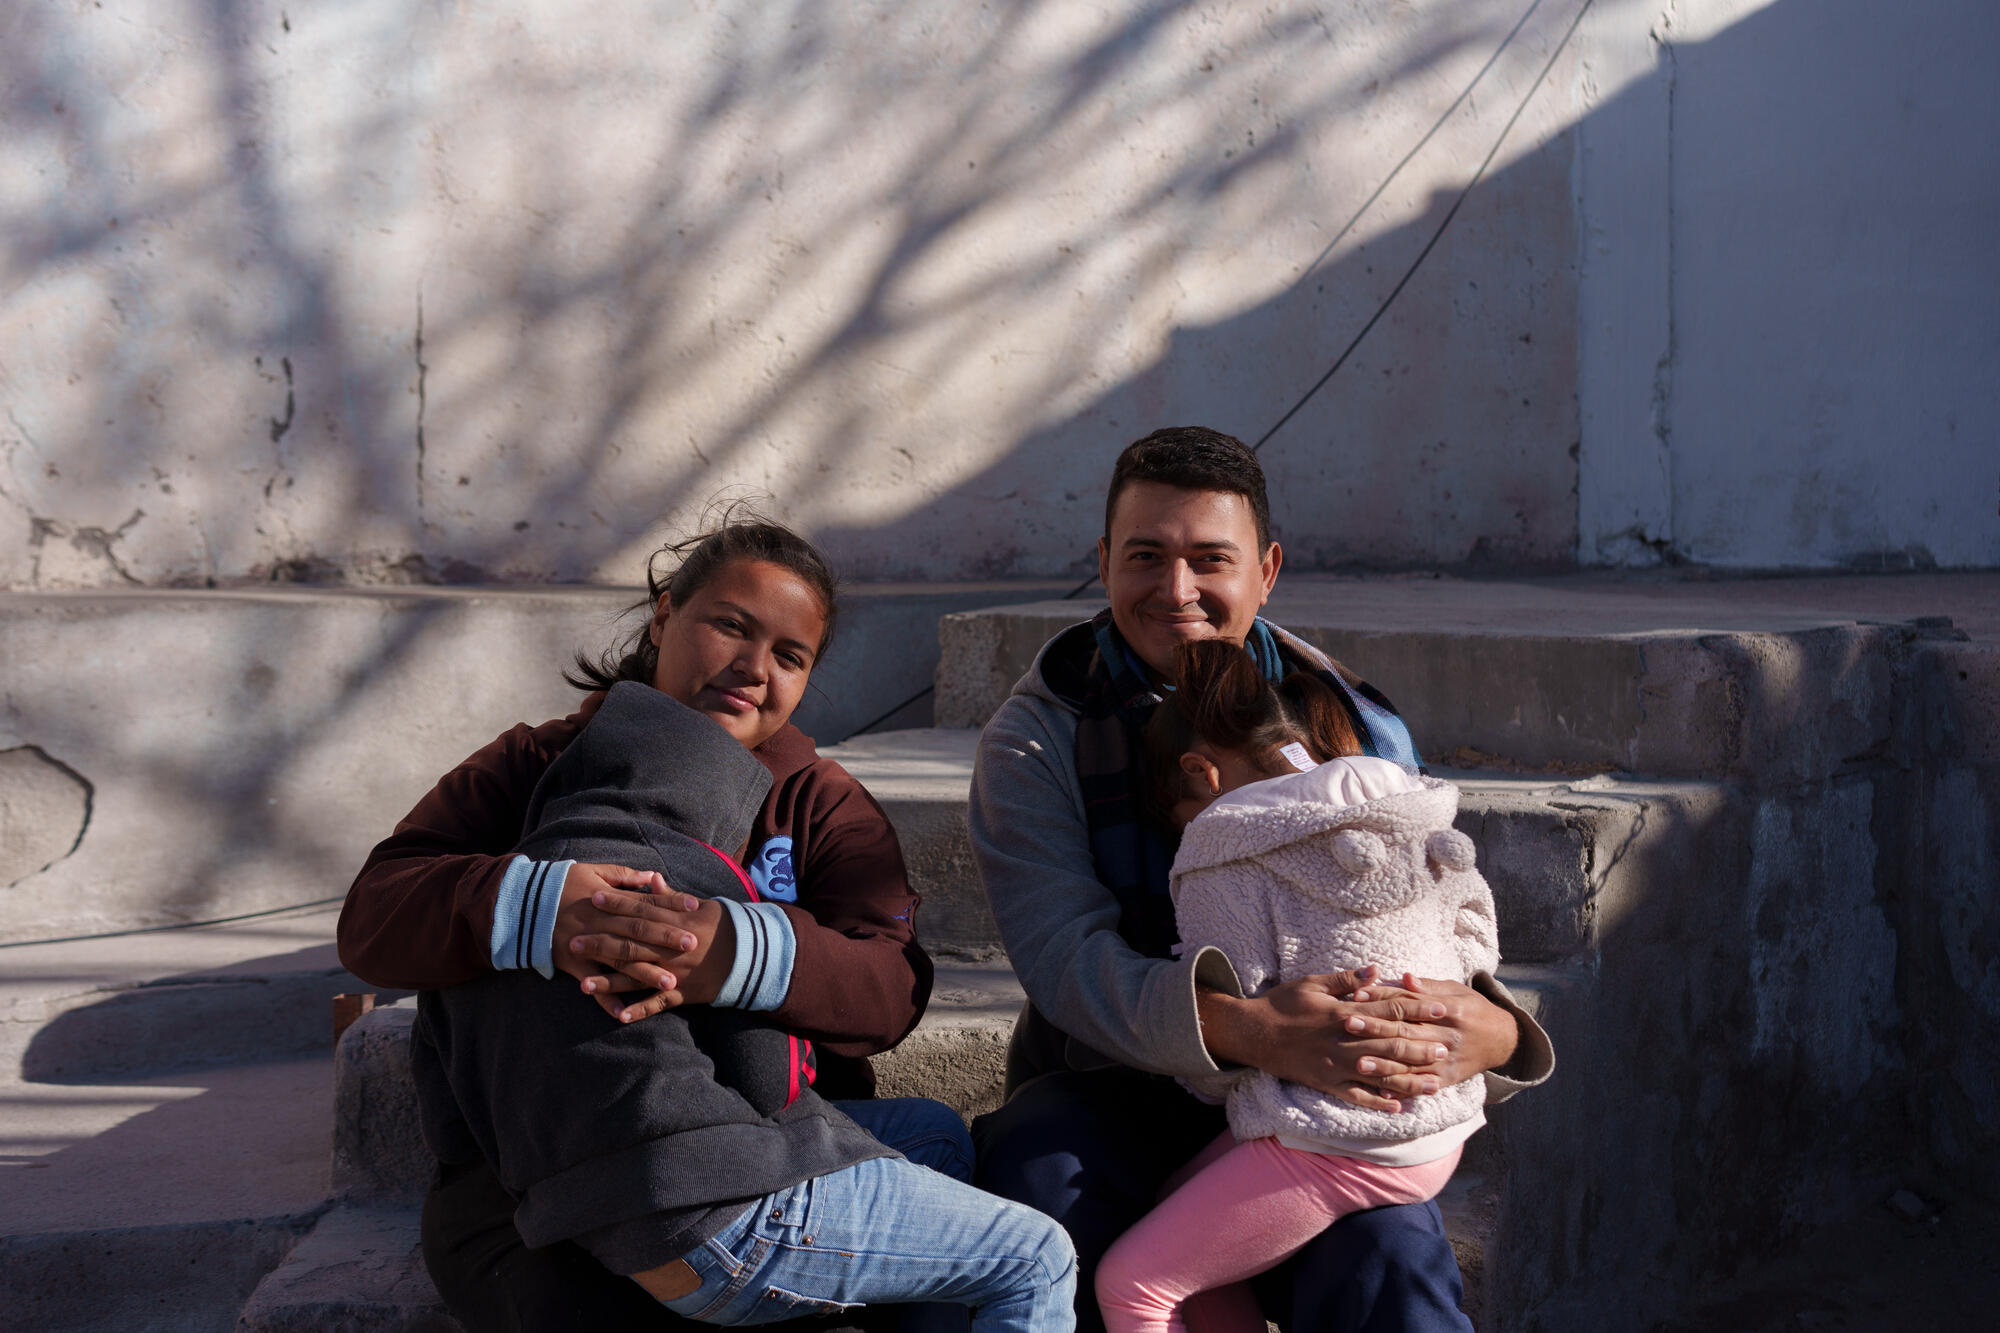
[1576,0,1999,568]
[1,0,1992,589]
[0,746,92,885]
[3,0,1592,588]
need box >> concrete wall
[0,582,1056,943]
[0,0,1592,587]
[3,1,1992,582]
[1577,0,2000,569]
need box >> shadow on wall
[0,0,1614,943]
[2,0,1987,928]
[13,0,1981,586]
[0,0,1629,589]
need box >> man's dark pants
[973,1068,1474,1333]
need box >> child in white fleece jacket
[1095,641,1500,1333]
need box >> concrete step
[235,1204,459,1333]
[0,902,399,1084]
[820,728,999,956]
[332,960,1032,1207]
[280,963,1573,1333]
[825,727,1732,966]
[292,963,1029,1331]
[0,1056,334,1333]
[931,572,2000,785]
[0,581,1071,945]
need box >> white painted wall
[2,0,1993,585]
[1576,0,2000,569]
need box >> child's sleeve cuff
[712,899,796,1012]
[489,855,572,979]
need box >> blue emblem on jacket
[749,836,798,902]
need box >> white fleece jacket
[1172,756,1500,1165]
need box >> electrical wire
[4,6,1599,950]
[0,895,345,949]
[841,0,1595,743]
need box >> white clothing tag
[1280,742,1319,773]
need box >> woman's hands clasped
[552,862,738,1024]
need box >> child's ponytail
[1172,639,1279,753]
[1277,671,1364,762]
[1142,639,1356,828]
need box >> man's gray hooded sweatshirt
[970,621,1555,1101]
[410,682,893,1273]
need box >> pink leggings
[1095,1132,1462,1333]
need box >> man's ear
[1179,751,1221,796]
[1258,540,1283,603]
[1097,535,1111,590]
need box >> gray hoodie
[969,626,1555,1100]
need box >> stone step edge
[235,1202,457,1333]
[240,1184,1505,1333]
[1,1210,322,1333]
[929,601,1994,783]
[827,725,1730,966]
[334,965,1030,1204]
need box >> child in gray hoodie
[413,681,1076,1330]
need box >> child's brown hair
[1141,639,1362,829]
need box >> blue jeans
[663,1154,1077,1333]
[838,1096,975,1183]
[973,1070,1472,1333]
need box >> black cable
[841,1,1593,744]
[1251,0,1593,454]
[0,895,345,950]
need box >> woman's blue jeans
[662,1152,1077,1333]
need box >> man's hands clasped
[1197,964,1519,1112]
[551,862,736,1024]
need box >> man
[969,427,1555,1333]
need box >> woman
[338,517,1019,1330]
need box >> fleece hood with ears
[1169,759,1502,1158]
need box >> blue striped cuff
[712,899,796,1012]
[490,855,572,979]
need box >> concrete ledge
[236,1204,460,1333]
[932,574,1999,784]
[820,727,994,954]
[0,1215,312,1333]
[0,903,397,1082]
[333,1006,432,1206]
[871,964,1023,1119]
[0,582,1065,943]
[333,962,1031,1203]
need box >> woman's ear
[1178,751,1221,797]
[647,591,674,648]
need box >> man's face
[1097,480,1281,679]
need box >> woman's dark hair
[565,507,839,693]
[1141,639,1361,828]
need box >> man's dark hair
[1104,426,1272,548]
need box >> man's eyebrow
[1118,535,1243,553]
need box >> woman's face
[648,558,828,751]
